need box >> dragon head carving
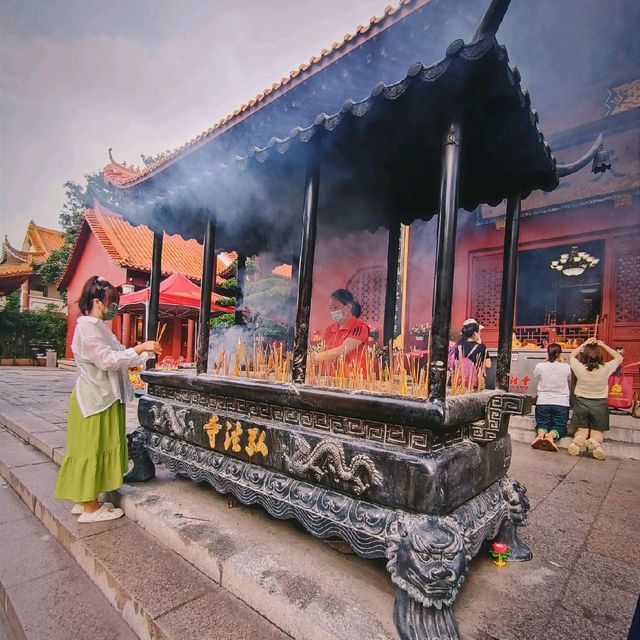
[386,515,467,609]
[127,429,147,455]
[284,435,311,467]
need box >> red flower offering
[492,542,508,555]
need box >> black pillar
[235,254,246,325]
[428,122,463,401]
[292,157,320,384]
[287,256,300,352]
[147,230,163,370]
[496,193,522,391]
[196,216,217,374]
[383,220,402,359]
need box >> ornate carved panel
[471,254,503,328]
[613,234,640,323]
[346,266,385,327]
[146,383,460,452]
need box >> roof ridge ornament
[555,134,611,177]
[104,148,144,184]
[470,0,512,44]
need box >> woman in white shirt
[567,337,623,461]
[531,343,571,452]
[54,276,161,522]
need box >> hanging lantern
[549,246,599,277]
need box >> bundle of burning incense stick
[211,338,478,397]
[306,343,431,398]
[212,338,291,382]
[448,359,485,395]
[155,322,167,343]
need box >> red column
[121,313,132,347]
[20,282,29,311]
[186,319,195,363]
[111,313,122,343]
[171,319,182,359]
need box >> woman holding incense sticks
[310,289,370,376]
[54,276,161,522]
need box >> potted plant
[410,322,430,342]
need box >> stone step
[510,413,640,445]
[0,428,292,640]
[509,423,640,461]
[0,424,400,640]
[0,478,138,640]
[56,358,76,371]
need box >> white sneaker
[567,439,581,456]
[590,441,606,461]
[71,501,113,516]
[77,503,124,523]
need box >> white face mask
[330,309,344,322]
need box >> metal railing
[514,323,597,347]
[28,296,66,312]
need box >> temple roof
[1,222,64,266]
[104,0,427,188]
[0,259,35,295]
[24,221,65,256]
[58,203,233,288]
[95,29,557,254]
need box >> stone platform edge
[0,404,400,640]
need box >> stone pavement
[0,366,639,640]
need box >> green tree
[34,171,113,298]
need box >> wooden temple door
[603,231,640,390]
[469,253,503,346]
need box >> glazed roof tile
[0,261,35,278]
[25,221,65,255]
[2,223,64,266]
[104,0,423,187]
[58,203,232,288]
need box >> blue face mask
[330,309,344,322]
[102,303,118,321]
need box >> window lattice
[346,266,385,328]
[473,267,502,328]
[615,253,640,322]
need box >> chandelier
[550,245,599,277]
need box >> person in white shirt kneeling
[531,343,571,452]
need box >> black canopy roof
[96,13,558,258]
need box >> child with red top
[310,289,370,375]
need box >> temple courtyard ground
[0,367,638,640]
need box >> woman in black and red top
[310,289,369,374]
[454,318,492,368]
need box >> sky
[0,0,388,246]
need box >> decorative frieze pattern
[147,383,466,452]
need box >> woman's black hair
[78,276,120,315]
[457,321,480,345]
[330,288,362,318]
[547,343,562,362]
[579,344,603,372]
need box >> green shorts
[571,397,610,431]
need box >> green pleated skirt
[54,390,128,503]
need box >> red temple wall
[449,197,640,341]
[64,232,188,362]
[307,197,638,365]
[310,227,388,337]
